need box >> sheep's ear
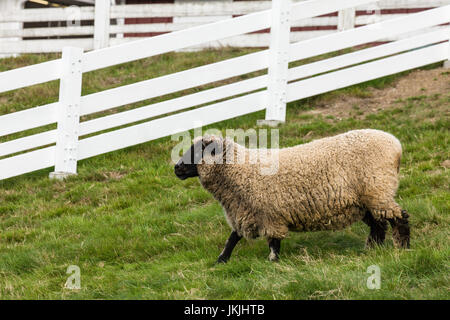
[202,138,222,157]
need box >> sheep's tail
[389,133,402,174]
[396,151,401,174]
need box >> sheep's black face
[174,140,203,180]
[174,138,221,180]
[175,138,222,180]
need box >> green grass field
[0,50,449,299]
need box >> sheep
[174,129,410,263]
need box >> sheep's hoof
[216,256,229,264]
[393,236,410,249]
[268,252,279,262]
[401,210,409,219]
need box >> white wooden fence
[0,0,449,180]
[0,0,450,53]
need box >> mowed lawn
[0,50,448,299]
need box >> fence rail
[0,0,449,181]
[0,0,449,53]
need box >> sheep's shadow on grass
[209,231,370,268]
[279,221,402,260]
[249,230,373,262]
[282,232,367,258]
[210,221,403,268]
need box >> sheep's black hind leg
[362,210,388,248]
[216,231,242,264]
[268,238,281,262]
[388,210,410,249]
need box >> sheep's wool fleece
[197,129,403,239]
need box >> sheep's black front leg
[362,210,388,247]
[268,238,281,261]
[217,231,242,263]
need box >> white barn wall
[0,0,26,58]
[1,0,450,54]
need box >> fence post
[93,0,111,50]
[338,8,356,31]
[50,47,83,180]
[258,0,291,126]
